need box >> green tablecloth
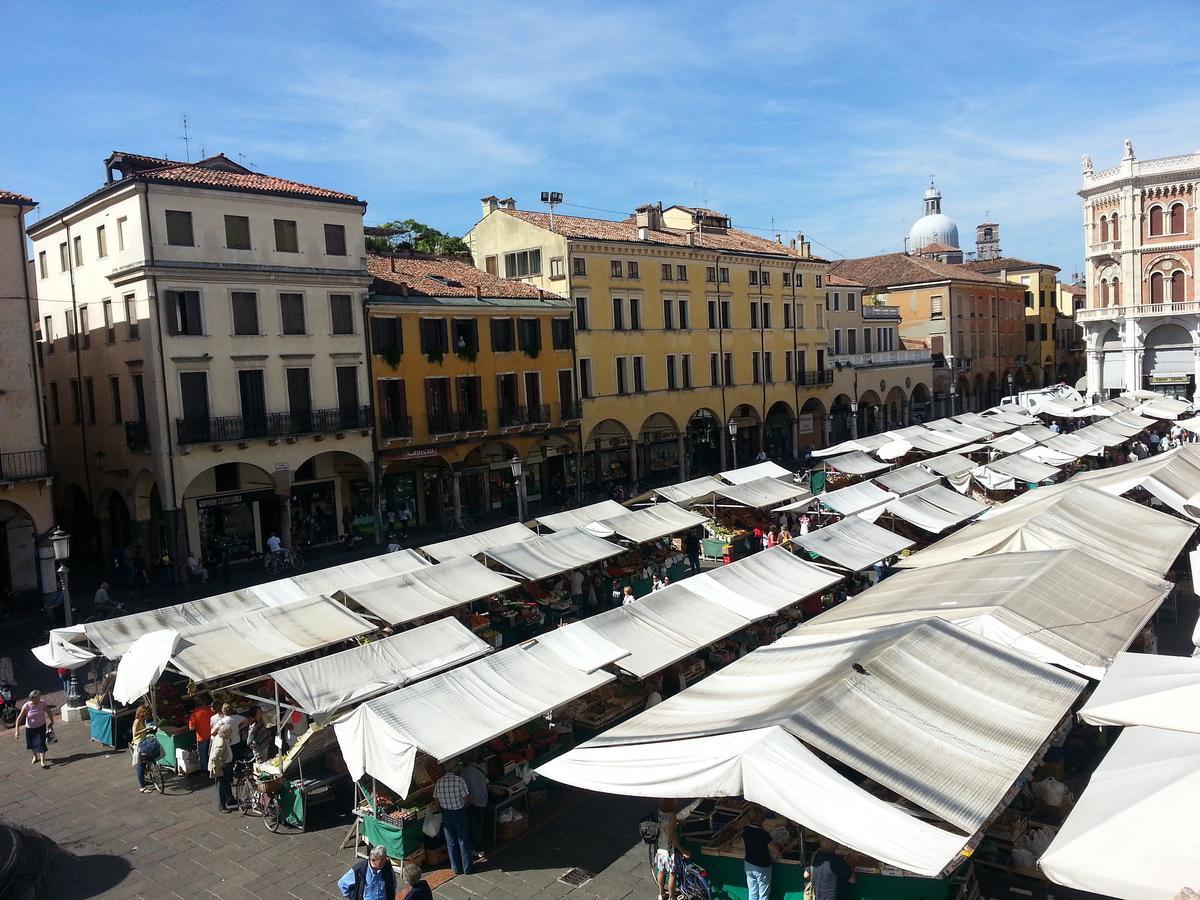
[361,812,425,859]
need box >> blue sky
[4,0,1197,276]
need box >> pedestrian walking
[460,752,490,854]
[209,720,237,812]
[337,845,397,899]
[188,693,214,774]
[14,690,53,768]
[804,837,856,900]
[741,806,781,900]
[434,762,474,875]
[684,530,701,575]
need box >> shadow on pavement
[40,846,133,900]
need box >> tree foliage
[366,219,469,256]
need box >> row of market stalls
[532,401,1200,899]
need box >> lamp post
[50,526,72,628]
[1007,371,1015,401]
[849,399,860,439]
[728,421,738,470]
[509,457,527,522]
[946,354,957,415]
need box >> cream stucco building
[29,152,373,568]
[0,191,54,597]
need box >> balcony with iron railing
[796,369,834,386]
[1076,300,1200,322]
[125,420,150,452]
[830,349,931,369]
[176,406,371,445]
[499,404,552,428]
[0,449,51,482]
[380,416,413,440]
[560,400,582,422]
[427,409,489,436]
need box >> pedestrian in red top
[188,694,215,774]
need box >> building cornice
[106,259,371,288]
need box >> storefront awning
[535,500,629,532]
[818,481,897,519]
[896,484,1194,581]
[334,639,615,796]
[884,484,986,533]
[421,522,538,562]
[484,526,625,580]
[872,463,941,496]
[1077,652,1200,733]
[919,453,976,478]
[719,460,794,484]
[711,477,810,509]
[265,549,433,603]
[599,503,708,544]
[789,516,914,571]
[339,556,520,625]
[801,548,1169,678]
[1039,726,1200,900]
[823,450,892,476]
[653,476,728,506]
[270,618,492,721]
[170,594,376,684]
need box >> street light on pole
[509,456,526,522]
[728,421,739,470]
[50,526,71,627]
[946,354,957,415]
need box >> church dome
[908,181,959,252]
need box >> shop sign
[197,492,250,510]
[1150,374,1189,385]
[796,414,814,435]
[275,462,289,471]
[399,447,442,460]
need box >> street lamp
[49,526,71,627]
[849,400,860,439]
[1007,371,1015,400]
[509,457,526,522]
[946,354,957,414]
[728,421,739,469]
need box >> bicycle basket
[257,774,284,795]
[638,817,660,845]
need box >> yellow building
[467,200,833,487]
[366,255,577,529]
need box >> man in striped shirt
[434,764,474,875]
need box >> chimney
[789,238,797,251]
[481,195,499,216]
[400,282,408,296]
[475,286,482,300]
[635,202,664,231]
[686,231,696,247]
[638,226,649,241]
[499,197,516,210]
[390,256,397,272]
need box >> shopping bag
[422,812,442,838]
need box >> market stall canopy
[697,547,841,617]
[774,493,817,513]
[420,522,538,562]
[884,484,987,534]
[823,451,892,476]
[954,412,1015,434]
[710,477,810,509]
[891,425,968,454]
[535,500,629,533]
[524,624,631,674]
[1068,444,1200,520]
[1136,395,1193,420]
[334,639,615,796]
[269,618,492,721]
[798,549,1170,678]
[1077,652,1200,732]
[720,460,794,484]
[1039,726,1200,900]
[338,556,519,625]
[873,436,914,461]
[652,476,728,507]
[1018,445,1078,467]
[1102,411,1156,437]
[261,549,433,604]
[484,527,624,580]
[550,617,1083,842]
[985,432,1037,456]
[1042,432,1103,459]
[983,409,1039,427]
[789,516,914,571]
[1030,397,1081,418]
[169,594,376,684]
[31,626,96,670]
[540,724,970,877]
[896,484,1193,580]
[84,588,270,660]
[810,433,893,458]
[1018,424,1058,443]
[114,630,180,705]
[1071,421,1128,448]
[598,503,708,544]
[571,582,756,679]
[919,453,977,478]
[926,421,993,444]
[817,481,897,519]
[979,454,1061,484]
[873,463,941,496]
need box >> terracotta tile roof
[916,242,960,254]
[497,207,821,261]
[958,256,1060,274]
[0,190,34,206]
[133,154,362,204]
[367,254,566,302]
[1059,283,1086,295]
[826,274,864,287]
[830,253,1012,289]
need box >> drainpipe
[715,252,728,470]
[757,263,767,456]
[62,218,96,554]
[789,256,801,454]
[362,288,382,544]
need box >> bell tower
[976,221,1001,260]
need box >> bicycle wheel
[288,550,303,569]
[265,555,284,576]
[236,780,255,814]
[680,867,713,900]
[149,761,165,793]
[263,795,282,832]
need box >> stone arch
[884,386,906,428]
[458,441,524,521]
[985,372,998,407]
[909,383,932,423]
[98,487,133,559]
[289,450,373,548]
[57,483,96,557]
[764,401,795,459]
[830,393,854,442]
[182,461,277,561]
[636,413,682,488]
[972,374,985,407]
[0,500,38,594]
[799,397,826,450]
[857,390,882,435]
[131,469,158,522]
[685,408,721,475]
[955,374,972,413]
[585,419,634,487]
[727,403,762,466]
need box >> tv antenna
[180,114,191,162]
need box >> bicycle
[445,514,475,534]
[233,763,287,832]
[640,817,713,900]
[130,730,167,794]
[264,547,304,576]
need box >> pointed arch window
[1110,211,1118,239]
[1100,279,1109,307]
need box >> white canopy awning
[919,453,977,478]
[85,589,270,660]
[545,618,1082,855]
[891,426,968,454]
[885,484,987,533]
[1039,726,1200,900]
[267,549,433,603]
[697,546,841,616]
[824,451,892,476]
[339,556,518,625]
[484,527,624,580]
[954,412,1015,434]
[334,639,615,795]
[897,484,1194,581]
[1069,444,1200,520]
[981,455,1061,484]
[270,618,492,721]
[31,626,96,671]
[983,409,1039,427]
[1136,396,1193,420]
[170,594,376,684]
[1018,445,1078,467]
[800,548,1170,678]
[536,500,629,532]
[711,476,810,509]
[541,725,971,877]
[1019,424,1059,443]
[873,464,941,496]
[599,503,708,544]
[1042,432,1103,459]
[421,522,538,562]
[1077,652,1200,733]
[114,630,180,705]
[1072,421,1129,447]
[985,432,1037,456]
[811,433,893,458]
[653,476,728,506]
[818,481,898,519]
[720,461,793,484]
[1031,397,1081,418]
[790,516,914,571]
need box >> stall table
[154,726,196,774]
[87,705,133,749]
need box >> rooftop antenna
[180,114,191,162]
[237,153,256,171]
[540,191,563,231]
